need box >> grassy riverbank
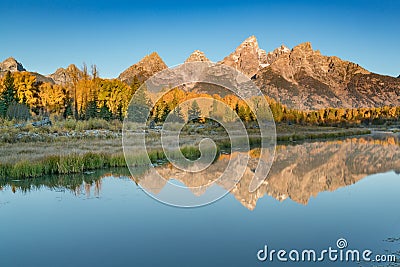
[0,123,374,179]
[0,145,207,179]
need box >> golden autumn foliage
[13,72,38,107]
[38,83,66,114]
[97,79,132,115]
[0,67,399,124]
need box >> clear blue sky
[1,0,399,78]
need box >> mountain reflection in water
[137,136,400,209]
[1,136,399,210]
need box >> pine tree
[85,100,98,119]
[188,100,201,123]
[224,105,235,122]
[237,105,248,122]
[99,100,112,121]
[130,76,141,95]
[127,86,151,123]
[0,71,19,118]
[159,101,171,122]
[169,105,185,123]
[66,64,81,120]
[153,101,167,123]
[234,102,240,115]
[85,88,98,119]
[63,98,73,119]
[209,99,223,121]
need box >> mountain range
[1,36,399,110]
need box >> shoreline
[0,127,378,180]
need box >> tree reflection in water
[1,136,399,210]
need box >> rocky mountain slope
[253,42,400,109]
[0,57,54,84]
[131,36,400,110]
[3,36,400,110]
[118,52,167,84]
[217,37,291,78]
[49,64,83,85]
[0,57,26,72]
[218,35,270,78]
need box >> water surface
[1,137,399,267]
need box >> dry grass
[0,138,124,164]
[0,122,373,179]
[0,124,371,164]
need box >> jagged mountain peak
[118,52,167,84]
[137,52,165,67]
[219,35,269,77]
[185,50,210,63]
[0,57,55,84]
[1,37,398,111]
[49,64,83,85]
[234,35,262,52]
[51,64,80,75]
[276,44,290,52]
[263,44,291,68]
[143,52,164,62]
[0,57,26,72]
[292,41,313,52]
[3,57,19,64]
[254,41,400,110]
[266,41,370,81]
[242,35,258,44]
[66,64,79,71]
